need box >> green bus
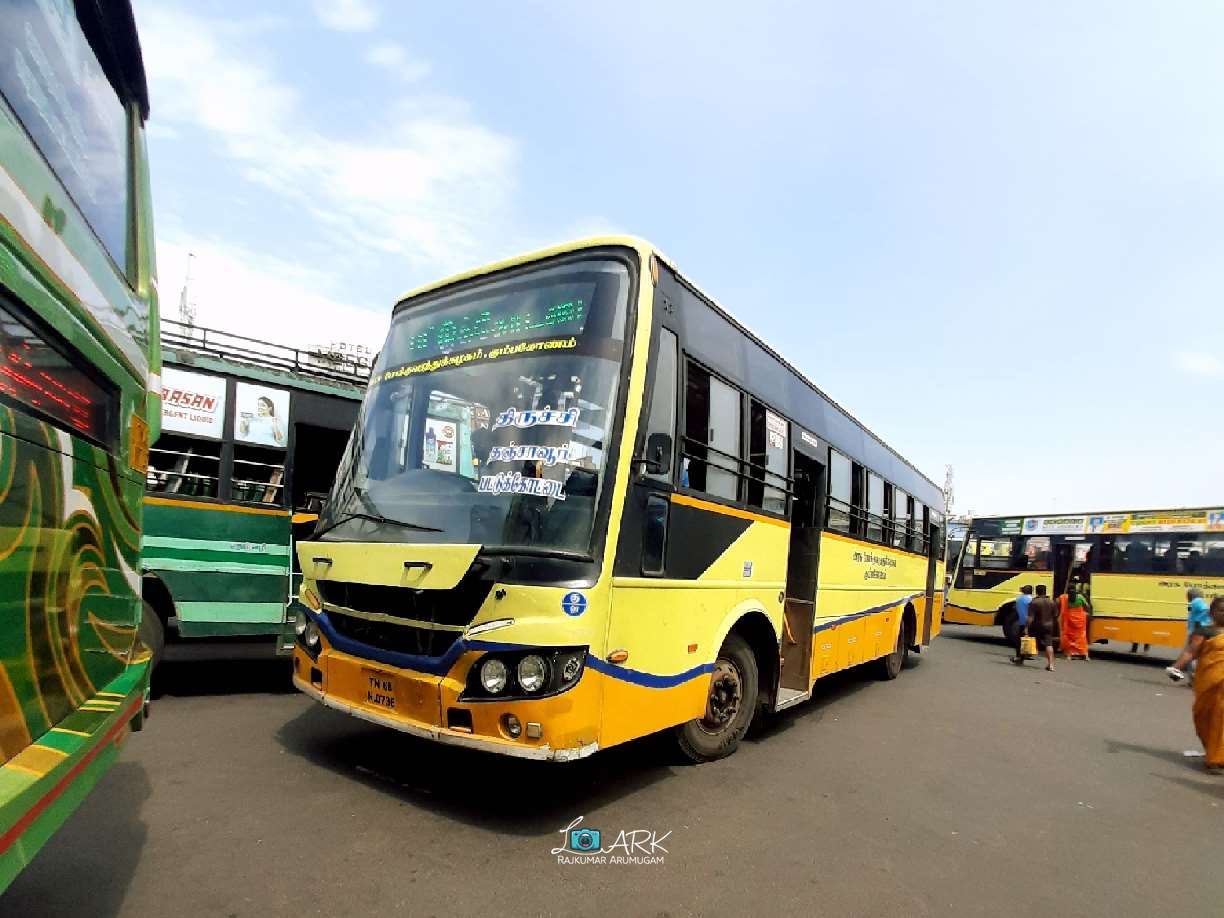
[142,319,368,661]
[0,0,159,891]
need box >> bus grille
[317,573,492,659]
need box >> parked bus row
[946,509,1224,648]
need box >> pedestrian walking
[1060,584,1092,660]
[1190,597,1224,774]
[1027,584,1058,672]
[1168,588,1213,682]
[1011,585,1034,664]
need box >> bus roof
[395,235,942,498]
[79,0,151,119]
[970,506,1224,522]
[161,318,368,398]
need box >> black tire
[138,599,165,673]
[675,632,759,763]
[1001,610,1020,647]
[876,616,909,680]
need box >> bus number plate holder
[363,668,398,712]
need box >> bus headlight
[517,655,548,693]
[480,658,509,694]
[304,621,320,649]
[461,647,587,701]
[294,609,308,637]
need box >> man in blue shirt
[1011,585,1034,664]
[1168,588,1212,681]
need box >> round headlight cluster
[517,655,548,693]
[480,658,508,693]
[304,621,320,649]
[294,608,308,637]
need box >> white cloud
[312,0,378,32]
[366,42,431,82]
[138,5,517,277]
[158,237,390,352]
[1176,351,1223,376]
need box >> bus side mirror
[642,432,673,477]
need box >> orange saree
[1059,595,1089,657]
[1193,631,1224,768]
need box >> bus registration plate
[363,668,398,712]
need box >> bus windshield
[319,256,632,554]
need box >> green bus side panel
[143,501,292,629]
[0,413,146,758]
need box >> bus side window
[642,493,669,575]
[827,450,853,534]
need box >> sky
[132,0,1224,517]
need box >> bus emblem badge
[562,592,587,617]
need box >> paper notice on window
[766,410,787,450]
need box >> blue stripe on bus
[812,593,923,634]
[584,656,714,688]
[310,610,528,676]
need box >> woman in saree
[1191,597,1224,774]
[1059,585,1091,660]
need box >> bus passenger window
[827,450,853,534]
[147,433,221,498]
[682,361,741,501]
[747,399,787,514]
[1023,536,1051,570]
[232,444,286,505]
[1112,535,1155,573]
[1196,536,1224,576]
[977,537,1015,568]
[910,502,925,553]
[866,473,885,542]
[892,489,909,549]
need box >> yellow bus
[945,508,1224,648]
[291,238,945,762]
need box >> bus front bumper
[291,646,602,762]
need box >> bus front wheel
[675,633,758,763]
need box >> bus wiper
[314,510,444,539]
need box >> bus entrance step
[775,687,810,712]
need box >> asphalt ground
[4,625,1221,918]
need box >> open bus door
[777,441,825,712]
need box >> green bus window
[643,328,678,483]
[232,444,286,505]
[0,3,131,271]
[827,450,852,534]
[147,433,221,498]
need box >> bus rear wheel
[876,618,908,680]
[1001,610,1020,647]
[675,633,758,763]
